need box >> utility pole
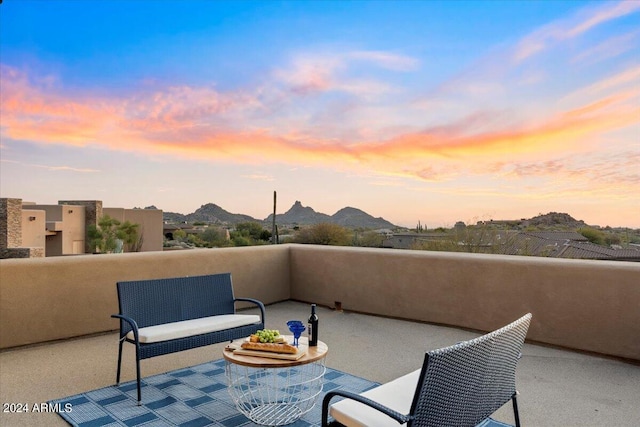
[272,191,277,244]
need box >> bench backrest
[116,273,237,333]
[409,313,532,427]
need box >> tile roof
[383,230,640,261]
[522,231,588,241]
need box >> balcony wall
[290,245,640,361]
[0,246,290,349]
[1,244,638,361]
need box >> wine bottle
[308,304,318,346]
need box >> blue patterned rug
[50,359,379,426]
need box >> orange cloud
[241,173,275,182]
[1,43,638,188]
[358,98,636,162]
[2,64,637,178]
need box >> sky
[1,1,639,228]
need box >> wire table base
[226,359,326,425]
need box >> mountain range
[161,201,398,229]
[157,204,594,231]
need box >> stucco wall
[103,208,164,252]
[289,245,640,361]
[0,246,290,348]
[1,244,638,361]
[122,209,164,252]
[30,204,86,255]
[21,209,46,250]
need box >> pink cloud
[348,51,419,71]
[571,29,640,64]
[513,1,640,62]
[509,160,565,177]
[1,32,637,190]
[273,50,417,97]
[0,159,99,173]
[565,65,640,100]
[274,54,342,95]
[565,1,640,38]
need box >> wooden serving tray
[233,348,306,360]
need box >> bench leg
[116,339,124,385]
[135,345,142,405]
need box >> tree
[455,224,501,254]
[201,226,230,247]
[235,222,270,241]
[118,220,142,252]
[88,215,139,254]
[187,234,205,246]
[229,222,271,246]
[294,223,351,246]
[172,229,187,241]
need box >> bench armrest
[234,297,265,324]
[111,314,140,343]
[321,389,411,427]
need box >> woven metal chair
[322,313,532,427]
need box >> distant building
[381,232,451,250]
[504,231,640,261]
[0,198,163,259]
[381,229,640,261]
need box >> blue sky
[1,0,639,227]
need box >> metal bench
[111,273,265,405]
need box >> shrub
[294,223,351,246]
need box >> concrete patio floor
[1,300,639,426]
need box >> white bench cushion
[128,314,261,344]
[330,369,421,427]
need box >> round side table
[223,336,328,426]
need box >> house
[0,198,163,258]
[382,229,640,261]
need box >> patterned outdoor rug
[50,358,379,427]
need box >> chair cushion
[330,369,421,427]
[329,370,513,427]
[127,314,261,343]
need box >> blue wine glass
[287,320,306,347]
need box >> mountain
[162,211,188,223]
[187,203,256,224]
[264,201,332,225]
[332,207,396,229]
[162,203,257,224]
[163,201,399,228]
[263,201,397,228]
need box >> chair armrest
[321,389,411,427]
[111,314,140,342]
[234,297,265,324]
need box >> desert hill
[528,212,587,228]
[163,201,397,229]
